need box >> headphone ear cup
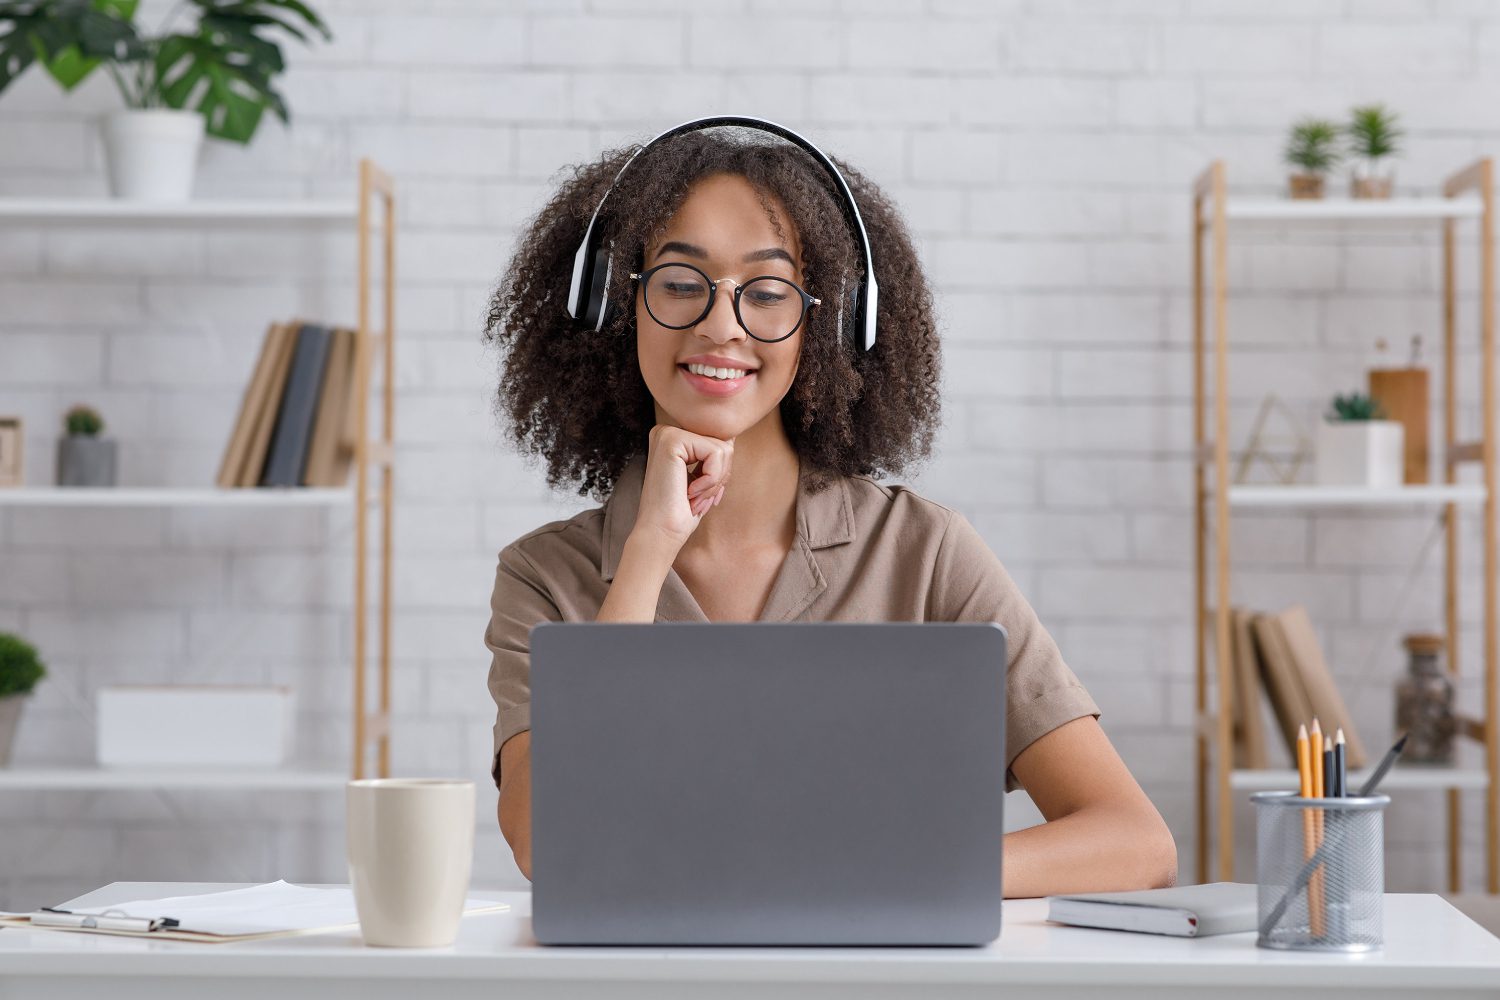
[847,284,862,350]
[582,245,612,330]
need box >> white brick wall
[2,0,1496,906]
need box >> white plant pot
[0,693,28,767]
[101,109,204,202]
[96,686,294,767]
[1315,420,1405,488]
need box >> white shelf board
[0,487,352,507]
[1226,483,1487,507]
[1224,197,1483,222]
[0,765,348,791]
[0,196,356,224]
[1231,767,1489,792]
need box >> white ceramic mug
[346,778,475,947]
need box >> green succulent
[0,633,45,698]
[64,404,103,436]
[1327,391,1386,422]
[1347,104,1403,161]
[1285,117,1343,173]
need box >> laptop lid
[529,621,1007,946]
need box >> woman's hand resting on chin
[630,424,734,554]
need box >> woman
[483,124,1176,896]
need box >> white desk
[1,882,1498,1000]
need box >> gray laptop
[529,621,1007,947]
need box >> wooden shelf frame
[1191,159,1499,894]
[0,164,395,790]
[353,158,396,782]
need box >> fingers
[690,484,725,518]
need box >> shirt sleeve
[485,541,562,791]
[929,508,1101,794]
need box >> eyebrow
[654,240,796,267]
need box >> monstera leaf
[1,0,327,144]
[155,1,327,143]
[0,0,144,94]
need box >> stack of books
[1225,604,1369,771]
[216,321,360,488]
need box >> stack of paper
[0,880,508,943]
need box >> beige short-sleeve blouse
[485,452,1100,794]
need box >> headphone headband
[565,115,879,352]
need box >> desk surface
[1,882,1498,997]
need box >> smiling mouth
[678,362,757,381]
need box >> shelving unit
[1192,158,1499,893]
[0,487,353,508]
[0,158,397,789]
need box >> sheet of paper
[50,881,506,937]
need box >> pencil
[1309,719,1327,937]
[1333,728,1347,798]
[1296,723,1318,935]
[1310,718,1324,799]
[1322,735,1334,798]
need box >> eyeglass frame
[628,261,822,344]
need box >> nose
[696,278,747,346]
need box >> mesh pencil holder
[1252,789,1389,953]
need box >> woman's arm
[497,729,533,879]
[496,533,679,881]
[1001,716,1178,898]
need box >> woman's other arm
[497,534,679,881]
[1000,716,1178,898]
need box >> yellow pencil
[1310,718,1324,798]
[1297,723,1318,935]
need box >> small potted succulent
[1347,104,1403,199]
[0,0,331,201]
[57,404,116,487]
[0,632,46,767]
[1316,391,1405,488]
[1284,117,1342,200]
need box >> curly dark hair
[483,125,942,502]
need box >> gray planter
[0,693,27,767]
[57,435,117,487]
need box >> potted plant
[0,0,331,202]
[57,403,116,487]
[1284,117,1342,200]
[0,632,46,767]
[1315,391,1405,488]
[1347,103,1403,199]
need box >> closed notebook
[1046,882,1258,938]
[261,323,332,488]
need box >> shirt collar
[599,449,855,583]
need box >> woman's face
[636,172,805,441]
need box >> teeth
[687,363,748,380]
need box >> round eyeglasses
[629,262,821,344]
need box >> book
[1046,882,1258,938]
[1231,607,1270,769]
[0,880,507,944]
[1251,611,1315,760]
[216,321,284,488]
[302,326,355,486]
[261,324,333,488]
[239,321,301,487]
[1276,604,1368,768]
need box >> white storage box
[96,686,295,768]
